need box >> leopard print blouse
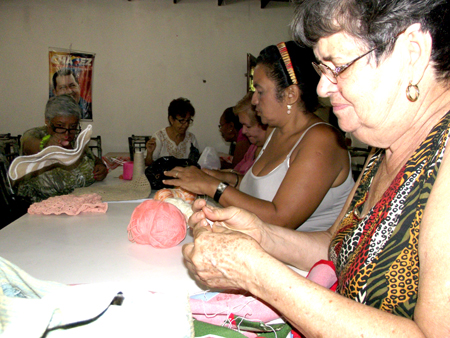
[330,111,450,318]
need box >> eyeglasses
[312,46,379,84]
[51,124,81,135]
[175,117,194,125]
[313,30,405,84]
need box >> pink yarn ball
[127,199,187,248]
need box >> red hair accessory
[277,42,298,85]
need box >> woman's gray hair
[45,94,81,121]
[291,0,450,82]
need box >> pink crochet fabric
[28,193,108,215]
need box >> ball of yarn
[127,199,187,248]
[154,188,197,204]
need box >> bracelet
[40,135,51,150]
[233,173,239,188]
[213,182,229,203]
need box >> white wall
[0,0,295,155]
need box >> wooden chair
[0,134,21,164]
[128,135,150,161]
[89,135,102,159]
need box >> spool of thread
[123,161,134,180]
[133,150,145,179]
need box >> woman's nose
[316,75,336,98]
[251,91,258,105]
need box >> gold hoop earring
[287,104,292,115]
[406,82,420,102]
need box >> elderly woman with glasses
[17,94,107,202]
[145,97,199,166]
[182,0,450,337]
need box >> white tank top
[239,122,354,231]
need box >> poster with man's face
[49,48,95,121]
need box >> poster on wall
[48,47,95,121]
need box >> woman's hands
[45,134,72,149]
[182,199,268,290]
[163,166,219,196]
[144,138,157,166]
[145,138,157,154]
[93,163,108,181]
[187,199,264,242]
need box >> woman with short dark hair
[145,97,199,166]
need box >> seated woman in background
[165,41,353,232]
[145,97,199,166]
[233,91,270,175]
[218,106,251,170]
[206,91,270,187]
[18,95,107,203]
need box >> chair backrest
[128,135,150,161]
[0,134,21,164]
[0,153,30,229]
[89,135,102,159]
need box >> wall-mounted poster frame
[247,53,256,93]
[49,48,95,121]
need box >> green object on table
[194,319,247,338]
[194,318,294,338]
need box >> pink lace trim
[28,193,108,215]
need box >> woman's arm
[145,137,160,166]
[167,126,349,229]
[183,230,423,337]
[221,134,251,170]
[186,143,368,270]
[184,186,449,337]
[93,156,108,181]
[203,169,241,188]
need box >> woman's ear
[403,23,432,85]
[285,85,301,105]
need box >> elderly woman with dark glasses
[145,97,199,166]
[17,94,107,202]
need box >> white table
[0,202,205,294]
[2,167,307,296]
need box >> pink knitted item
[154,188,196,204]
[190,292,280,329]
[127,199,187,248]
[28,193,108,215]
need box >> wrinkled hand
[182,218,266,290]
[163,166,218,195]
[93,163,108,181]
[188,199,264,246]
[146,138,157,154]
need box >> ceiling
[173,0,291,9]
